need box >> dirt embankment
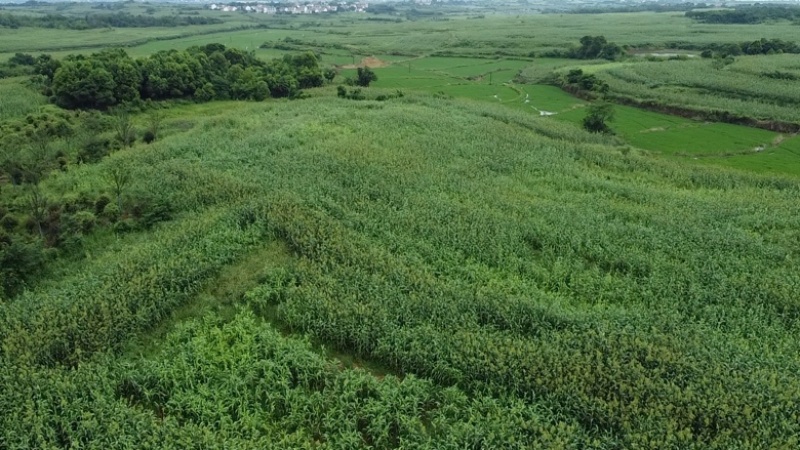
[339,57,390,70]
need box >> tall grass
[0,78,45,121]
[2,93,798,448]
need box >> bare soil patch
[340,56,390,69]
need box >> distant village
[208,1,369,14]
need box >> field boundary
[558,84,800,133]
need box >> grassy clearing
[692,135,800,175]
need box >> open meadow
[1,2,800,448]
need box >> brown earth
[340,56,390,69]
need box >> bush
[1,214,19,232]
[94,195,112,215]
[142,130,156,144]
[582,102,615,134]
[355,67,377,87]
[70,211,97,233]
[102,202,120,220]
[78,137,112,164]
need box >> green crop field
[595,55,800,124]
[346,56,798,174]
[2,2,800,448]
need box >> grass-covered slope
[2,93,799,449]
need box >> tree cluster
[0,12,222,30]
[563,69,609,95]
[0,52,38,78]
[37,45,326,110]
[659,38,800,56]
[686,6,800,24]
[722,38,799,57]
[569,35,622,60]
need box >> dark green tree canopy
[571,35,622,60]
[52,59,116,109]
[356,67,378,87]
[582,102,615,134]
[42,46,327,110]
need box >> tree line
[549,2,710,14]
[686,6,800,24]
[34,44,329,110]
[0,12,222,30]
[652,38,800,58]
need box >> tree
[111,107,136,147]
[106,160,131,214]
[566,69,584,84]
[52,60,116,109]
[324,68,337,83]
[93,49,142,104]
[9,53,35,66]
[573,36,622,60]
[582,102,614,134]
[34,54,61,82]
[27,184,48,239]
[356,67,377,87]
[146,107,164,142]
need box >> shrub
[142,130,156,144]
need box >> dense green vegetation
[568,36,622,61]
[2,2,800,448]
[0,12,223,29]
[41,45,324,109]
[2,94,799,448]
[686,5,800,24]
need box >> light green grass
[0,77,46,121]
[691,135,800,176]
[362,55,791,171]
[0,23,252,54]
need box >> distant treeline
[366,4,398,14]
[0,12,223,29]
[660,38,800,56]
[686,6,800,24]
[547,2,710,14]
[33,44,329,110]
